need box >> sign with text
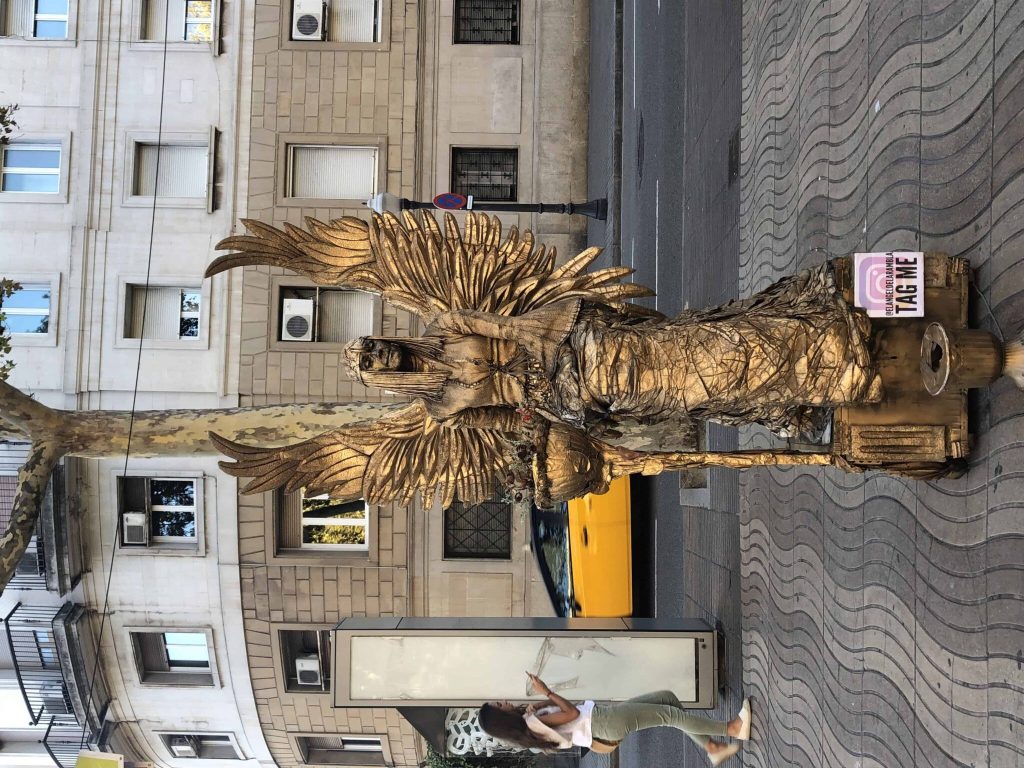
[854,251,925,317]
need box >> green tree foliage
[302,495,367,544]
[306,524,366,545]
[0,105,20,381]
[424,747,537,768]
[0,279,20,382]
[0,103,16,142]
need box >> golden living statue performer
[206,211,1020,507]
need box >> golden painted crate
[832,253,971,467]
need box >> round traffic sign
[432,192,468,210]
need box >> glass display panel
[349,635,698,703]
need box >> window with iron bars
[450,147,518,203]
[453,0,519,44]
[443,499,512,559]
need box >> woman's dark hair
[478,704,559,752]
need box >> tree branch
[0,426,29,441]
[0,441,61,594]
[0,379,59,438]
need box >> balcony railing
[4,602,113,768]
[4,603,72,724]
[9,531,48,589]
[2,454,80,595]
[42,716,99,768]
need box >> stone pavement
[739,1,1024,766]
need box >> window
[301,496,368,549]
[158,733,242,760]
[453,0,519,44]
[280,629,331,693]
[184,0,212,40]
[130,630,215,686]
[124,285,201,340]
[118,476,198,548]
[3,283,50,334]
[327,0,381,42]
[277,490,370,552]
[1,145,61,194]
[296,736,385,766]
[286,145,377,200]
[443,499,512,559]
[32,0,68,37]
[132,142,208,198]
[283,0,390,49]
[1,0,71,38]
[278,286,374,343]
[139,0,213,41]
[450,148,518,202]
[33,629,59,667]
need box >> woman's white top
[524,701,595,748]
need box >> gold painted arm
[442,406,525,434]
[430,309,519,340]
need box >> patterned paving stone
[739,0,1024,765]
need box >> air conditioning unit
[122,512,148,546]
[281,298,315,341]
[170,736,200,758]
[295,654,322,686]
[292,0,326,40]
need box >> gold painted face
[360,339,402,371]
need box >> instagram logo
[853,251,924,317]
[855,254,893,313]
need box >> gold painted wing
[206,210,654,324]
[210,401,508,508]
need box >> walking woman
[478,672,751,766]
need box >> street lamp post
[366,192,607,220]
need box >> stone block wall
[237,482,418,767]
[234,2,593,763]
[238,0,423,764]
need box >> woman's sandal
[708,742,740,766]
[736,698,752,741]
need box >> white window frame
[33,0,68,38]
[0,136,70,202]
[164,631,210,670]
[290,733,390,767]
[122,129,218,211]
[276,134,385,207]
[268,275,382,353]
[274,625,333,694]
[114,275,212,351]
[131,0,222,52]
[183,0,212,40]
[2,273,59,347]
[4,282,51,333]
[151,478,198,543]
[156,732,243,760]
[285,145,378,201]
[123,285,202,340]
[127,626,219,687]
[1,144,60,191]
[0,0,77,42]
[115,471,205,554]
[299,492,370,552]
[278,0,391,51]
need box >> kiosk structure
[331,617,719,710]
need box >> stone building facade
[234,1,590,766]
[1,0,273,764]
[1,0,590,766]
